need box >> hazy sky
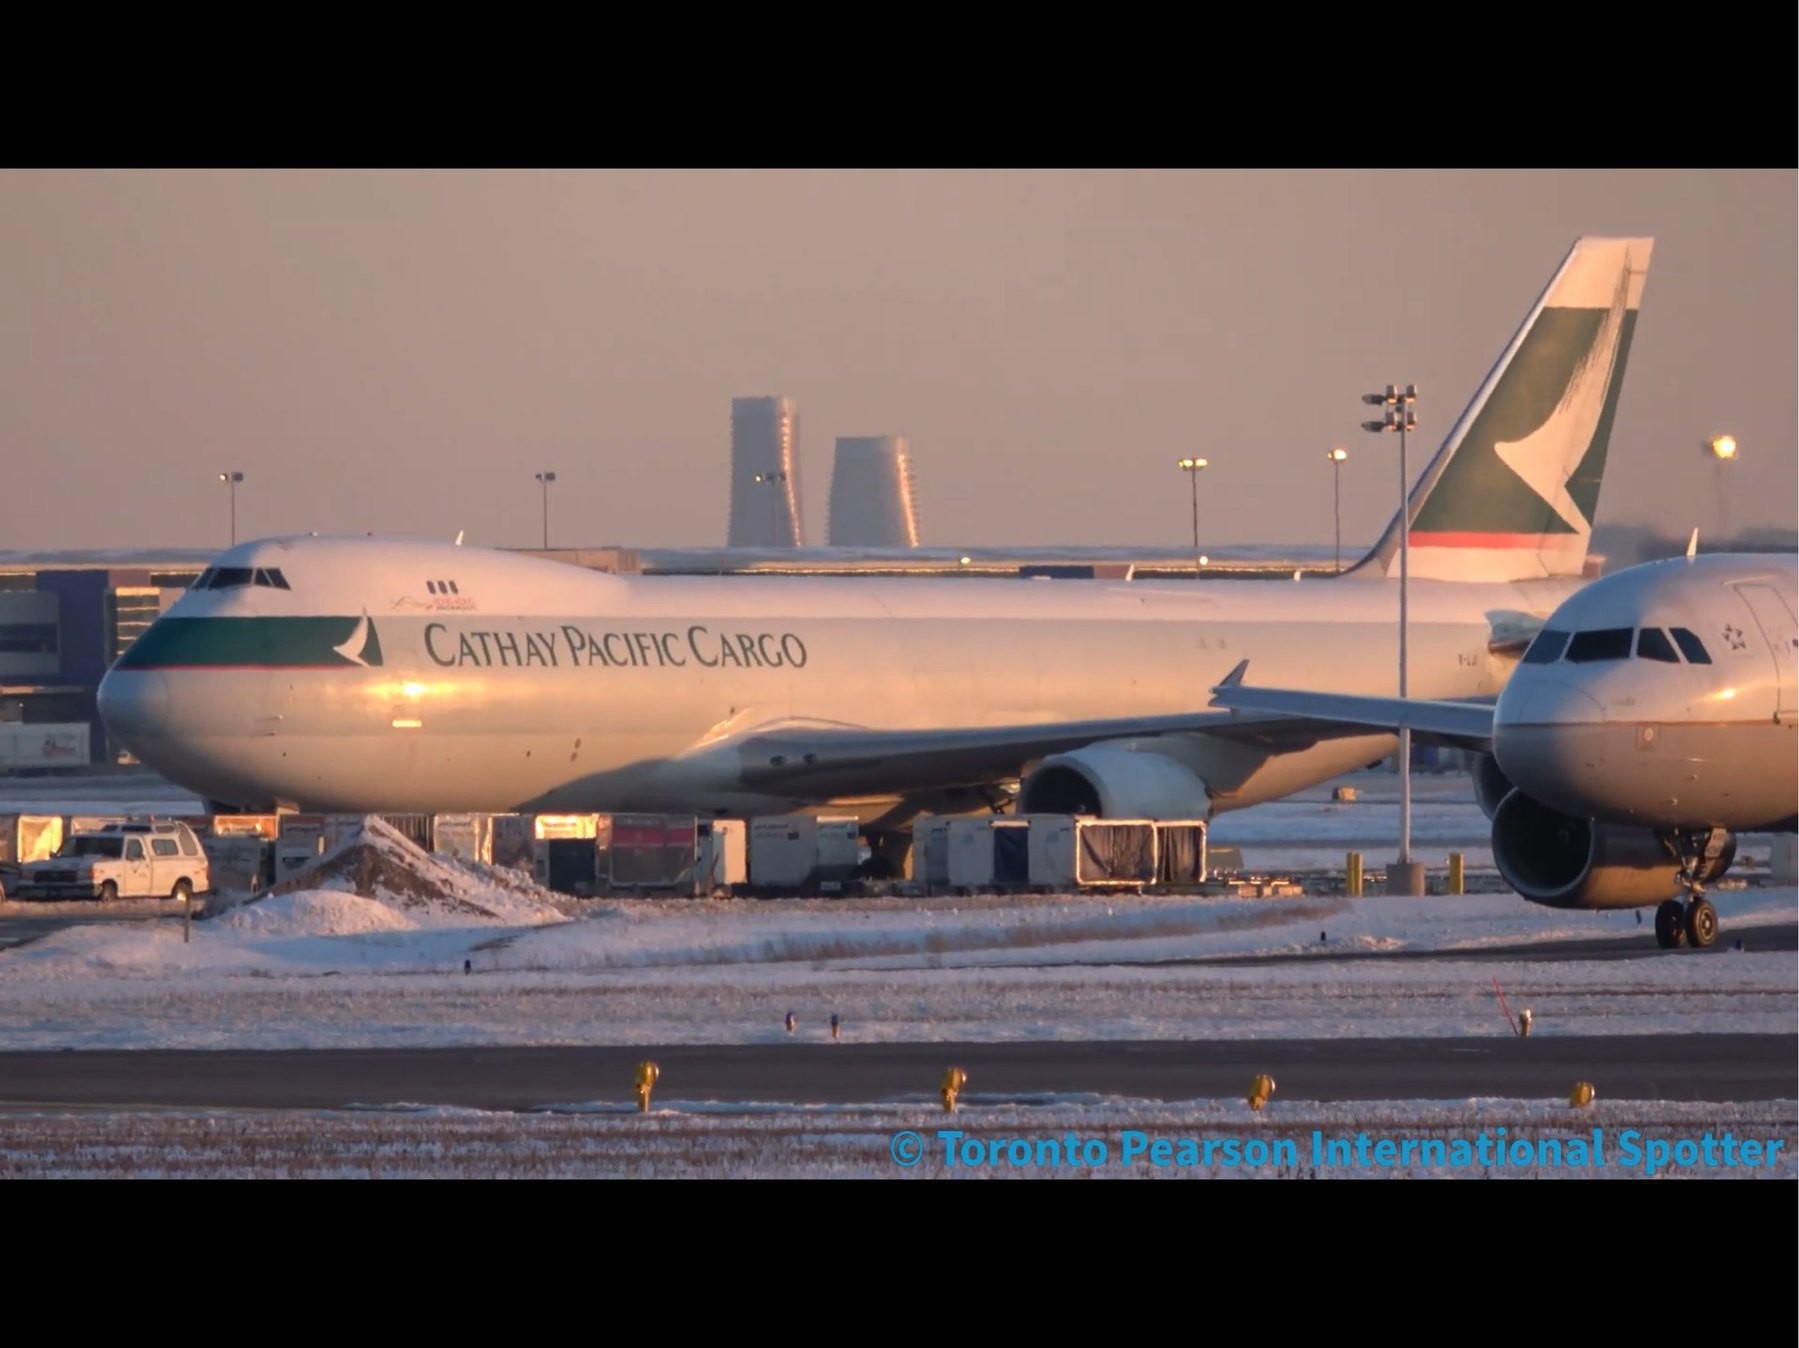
[2,169,1793,554]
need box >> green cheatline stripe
[113,616,378,669]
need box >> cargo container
[1155,822,1209,885]
[608,814,699,891]
[274,815,328,882]
[748,815,861,892]
[485,814,531,871]
[206,815,282,841]
[0,723,90,774]
[432,813,493,865]
[202,833,272,894]
[533,814,603,840]
[698,818,747,891]
[0,814,65,866]
[535,837,600,895]
[1026,817,1206,890]
[915,816,953,888]
[946,817,1034,889]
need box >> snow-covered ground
[0,810,1792,1051]
[0,1097,1789,1179]
[3,786,1792,1178]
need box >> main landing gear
[1652,827,1734,950]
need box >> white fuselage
[99,536,1588,821]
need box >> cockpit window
[251,568,291,589]
[1636,627,1680,663]
[1565,628,1633,663]
[209,567,255,589]
[1671,627,1712,664]
[192,567,216,590]
[1521,629,1570,664]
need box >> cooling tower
[726,396,804,547]
[827,436,920,547]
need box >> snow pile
[214,889,428,938]
[221,816,571,932]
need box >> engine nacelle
[1472,752,1513,822]
[1017,742,1211,818]
[1491,789,1736,910]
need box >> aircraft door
[1733,584,1796,723]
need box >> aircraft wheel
[1653,899,1688,949]
[1685,898,1718,949]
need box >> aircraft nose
[1493,672,1618,818]
[1495,672,1606,729]
[97,668,171,750]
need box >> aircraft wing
[1204,660,1497,751]
[730,702,1404,798]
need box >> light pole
[218,471,243,546]
[1362,384,1418,888]
[1706,435,1738,543]
[1177,458,1208,573]
[1326,448,1348,572]
[534,471,556,550]
[753,470,788,547]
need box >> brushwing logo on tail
[1491,256,1635,537]
[333,612,384,667]
[1362,236,1653,583]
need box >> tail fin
[1344,235,1653,582]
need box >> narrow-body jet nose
[1492,671,1622,819]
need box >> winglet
[1685,528,1698,560]
[455,530,466,546]
[1213,659,1250,693]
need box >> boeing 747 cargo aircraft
[100,236,1654,869]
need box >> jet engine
[1490,788,1735,909]
[1472,753,1514,822]
[1017,741,1211,818]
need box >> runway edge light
[1248,1073,1277,1111]
[941,1066,966,1112]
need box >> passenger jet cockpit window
[1522,629,1570,664]
[1564,628,1633,663]
[1670,628,1713,664]
[1635,628,1681,663]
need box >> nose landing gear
[1652,827,1734,950]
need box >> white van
[13,820,211,902]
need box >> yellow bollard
[635,1060,659,1113]
[1448,852,1465,895]
[1346,852,1363,897]
[940,1066,967,1113]
[1569,1081,1595,1108]
[1248,1073,1277,1111]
